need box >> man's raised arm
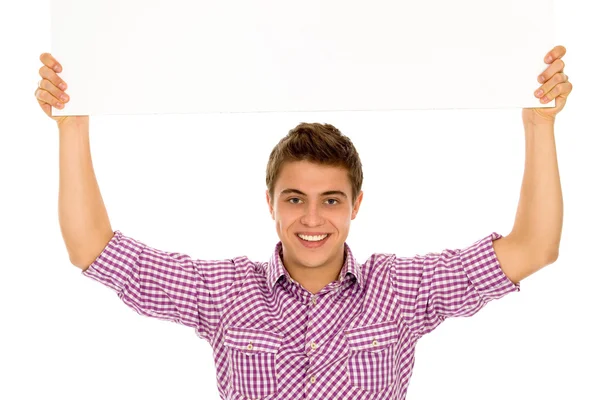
[35,53,114,269]
[492,45,573,284]
[58,117,114,270]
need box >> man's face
[266,160,363,271]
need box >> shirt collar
[266,241,363,291]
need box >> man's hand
[523,45,573,125]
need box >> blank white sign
[51,0,556,116]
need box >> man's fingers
[538,58,565,84]
[36,82,65,109]
[38,64,68,91]
[542,82,573,103]
[535,72,568,101]
[545,45,567,63]
[40,53,62,73]
[539,79,573,104]
[37,64,69,108]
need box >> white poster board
[51,0,556,116]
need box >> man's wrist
[522,109,556,128]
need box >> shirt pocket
[343,319,398,393]
[224,326,283,399]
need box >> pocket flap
[225,326,283,354]
[344,319,398,351]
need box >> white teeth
[298,234,328,242]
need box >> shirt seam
[386,254,422,342]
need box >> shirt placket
[303,281,341,393]
[305,293,319,390]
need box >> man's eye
[287,198,338,205]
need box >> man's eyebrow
[280,189,348,198]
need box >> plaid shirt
[82,230,520,399]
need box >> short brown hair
[266,122,363,205]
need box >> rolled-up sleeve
[390,232,520,338]
[81,230,235,342]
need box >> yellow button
[310,342,317,349]
[310,376,316,384]
[247,343,253,350]
[311,297,317,305]
[372,340,378,346]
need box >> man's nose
[301,204,324,226]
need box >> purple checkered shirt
[82,230,520,399]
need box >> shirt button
[310,376,316,384]
[311,297,317,305]
[372,339,378,347]
[310,342,317,350]
[247,343,253,350]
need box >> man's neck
[282,248,346,295]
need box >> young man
[37,46,572,399]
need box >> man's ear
[351,190,364,220]
[266,189,274,220]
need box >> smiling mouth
[296,233,330,242]
[295,233,331,249]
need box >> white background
[1,1,599,399]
